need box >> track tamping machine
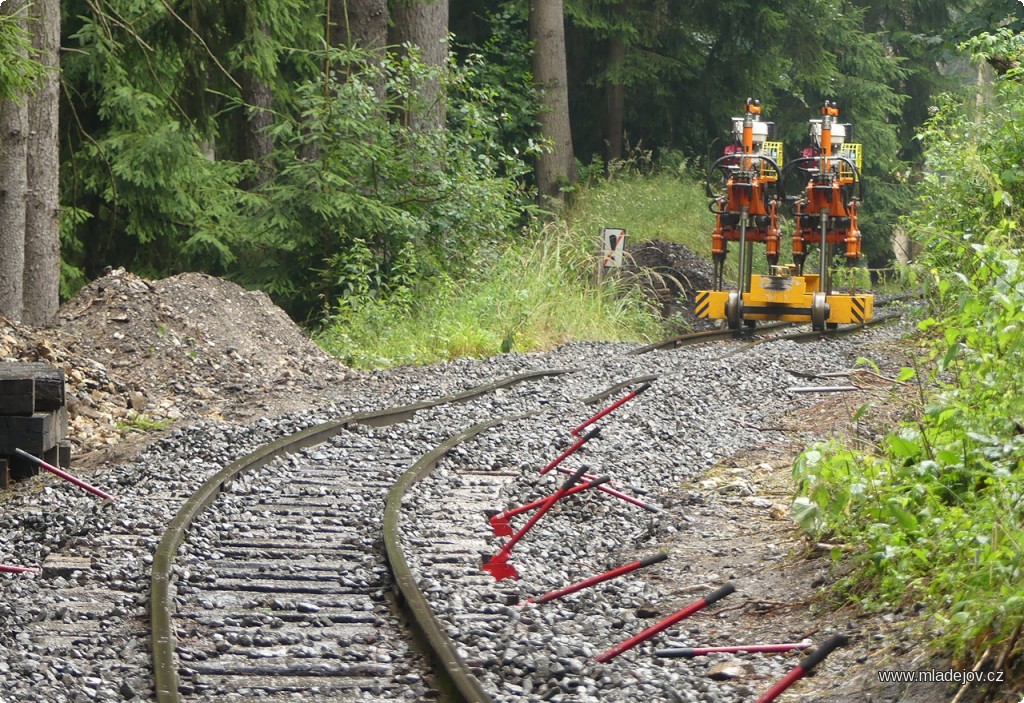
[696,100,874,331]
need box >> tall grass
[567,171,714,256]
[316,221,665,368]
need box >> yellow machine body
[695,274,873,325]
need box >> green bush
[792,30,1024,664]
[225,46,535,320]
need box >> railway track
[143,299,907,703]
[0,294,913,703]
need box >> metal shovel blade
[482,554,519,581]
[489,514,513,537]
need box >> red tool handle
[527,552,668,605]
[498,476,610,522]
[539,428,600,475]
[0,564,40,575]
[656,642,812,658]
[594,582,735,663]
[15,448,116,501]
[552,465,660,512]
[496,465,591,557]
[571,382,653,436]
[755,634,848,703]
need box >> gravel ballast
[0,310,918,702]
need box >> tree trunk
[603,36,625,169]
[529,0,575,205]
[389,0,449,130]
[241,56,275,184]
[329,0,387,51]
[241,70,274,181]
[0,0,29,321]
[328,0,388,101]
[23,0,61,326]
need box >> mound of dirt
[2,269,350,466]
[622,240,718,329]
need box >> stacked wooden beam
[0,363,70,488]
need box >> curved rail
[382,417,516,703]
[627,321,795,355]
[764,309,902,344]
[380,372,673,702]
[150,369,573,703]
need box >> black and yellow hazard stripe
[695,291,711,318]
[851,297,865,324]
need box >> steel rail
[627,321,795,355]
[758,309,903,344]
[150,369,572,703]
[383,415,524,702]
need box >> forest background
[0,0,1017,338]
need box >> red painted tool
[656,641,812,658]
[15,448,116,501]
[755,634,848,702]
[488,475,611,537]
[571,382,653,436]
[594,582,735,663]
[538,428,600,475]
[483,465,592,581]
[0,564,39,575]
[551,464,660,512]
[522,552,668,605]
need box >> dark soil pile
[621,239,718,329]
[2,269,350,465]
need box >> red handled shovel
[15,448,116,501]
[656,642,812,658]
[550,464,660,512]
[522,552,668,605]
[571,382,653,436]
[488,475,611,536]
[755,634,848,702]
[595,582,736,663]
[482,465,595,582]
[538,428,601,475]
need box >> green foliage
[117,412,173,432]
[226,46,534,319]
[451,3,543,166]
[792,29,1024,664]
[0,7,46,101]
[59,1,538,319]
[59,0,272,283]
[316,220,663,368]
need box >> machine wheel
[726,291,743,331]
[811,292,828,331]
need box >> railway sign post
[601,228,627,269]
